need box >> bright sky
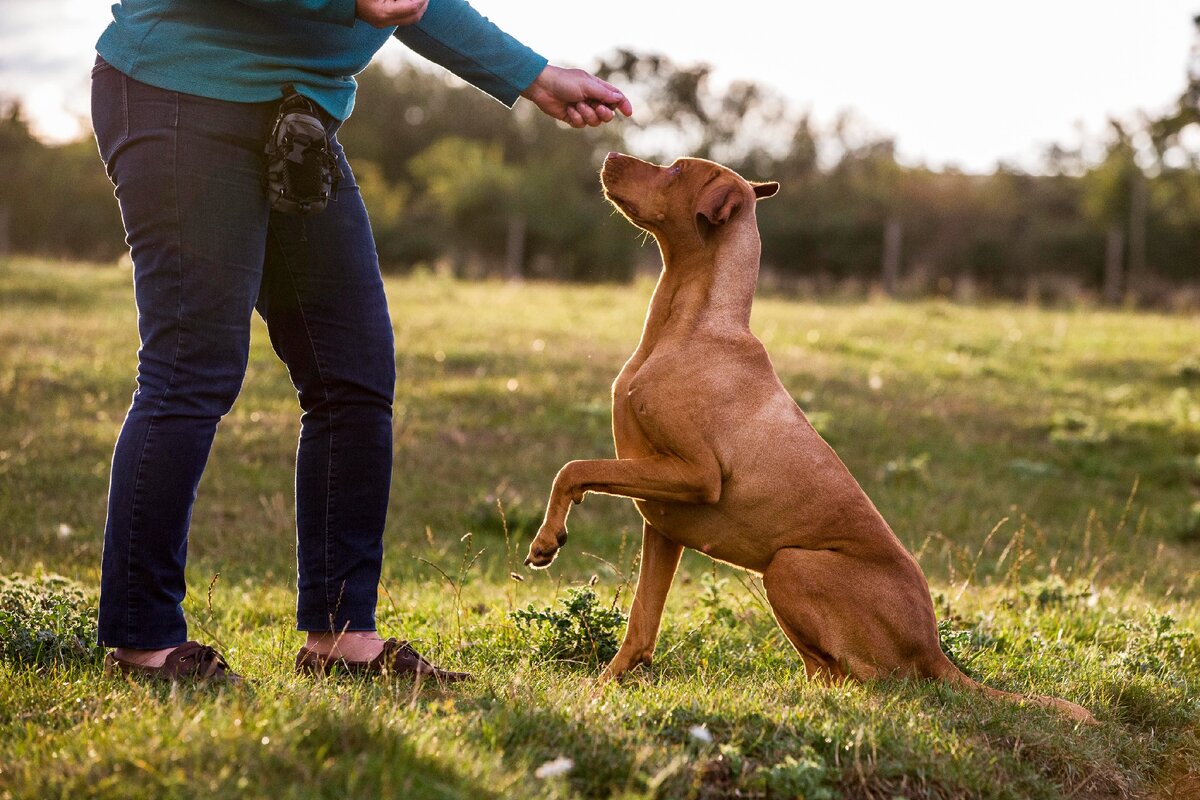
[0,0,1195,173]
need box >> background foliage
[2,44,1199,305]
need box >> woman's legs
[93,64,398,663]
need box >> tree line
[2,47,1198,307]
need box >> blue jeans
[91,58,396,648]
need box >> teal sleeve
[231,0,357,26]
[393,0,549,107]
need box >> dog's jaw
[602,188,642,223]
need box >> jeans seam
[268,224,337,627]
[99,70,130,180]
[123,89,184,645]
[119,71,129,149]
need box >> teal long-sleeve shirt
[95,0,549,119]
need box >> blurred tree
[592,49,792,169]
[409,136,519,275]
[0,103,125,260]
[1082,123,1142,304]
[1149,14,1200,153]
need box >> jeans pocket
[90,59,128,176]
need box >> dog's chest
[611,352,679,454]
[614,351,673,408]
[611,358,652,457]
[612,349,722,454]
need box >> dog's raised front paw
[524,527,568,569]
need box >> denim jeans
[91,58,396,648]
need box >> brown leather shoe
[295,638,470,684]
[104,641,242,684]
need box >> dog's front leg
[600,522,683,683]
[524,454,719,568]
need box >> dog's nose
[601,152,623,184]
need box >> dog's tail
[928,652,1096,724]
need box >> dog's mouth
[602,187,641,220]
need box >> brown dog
[525,153,1093,724]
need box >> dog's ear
[752,181,780,200]
[696,183,743,230]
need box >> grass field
[0,256,1197,799]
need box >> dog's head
[600,153,778,245]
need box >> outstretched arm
[390,0,632,123]
[391,0,548,107]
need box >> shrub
[0,573,103,669]
[511,587,626,669]
[748,747,835,800]
[1115,611,1196,677]
[699,570,736,628]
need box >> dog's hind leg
[762,549,849,681]
[763,548,1096,722]
[600,522,683,683]
[761,547,944,682]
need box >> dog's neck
[637,212,762,352]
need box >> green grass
[0,255,1198,799]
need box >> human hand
[520,65,634,128]
[355,0,428,28]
